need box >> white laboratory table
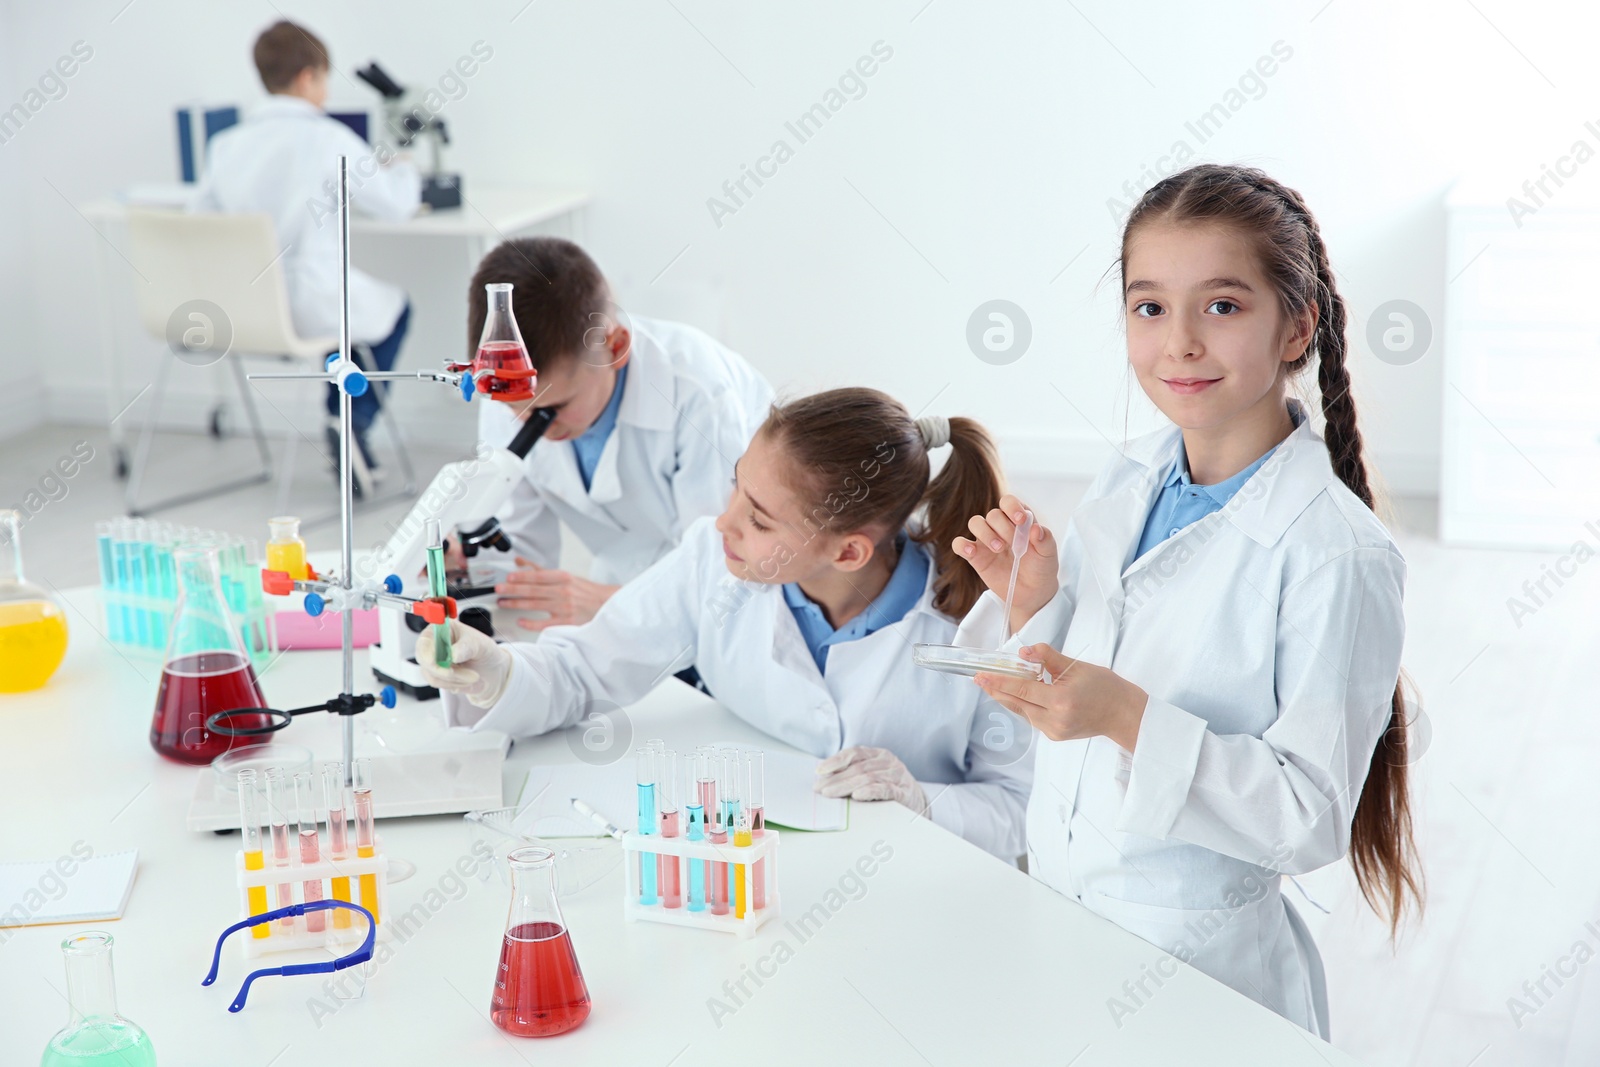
[0,587,1361,1066]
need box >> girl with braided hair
[952,164,1419,1037]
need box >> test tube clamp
[234,838,391,959]
[621,829,780,938]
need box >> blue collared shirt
[571,364,628,491]
[782,534,929,674]
[1133,405,1304,562]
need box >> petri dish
[212,743,314,791]
[912,643,1046,681]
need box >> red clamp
[412,596,457,626]
[261,569,295,596]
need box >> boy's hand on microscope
[496,557,619,630]
[952,494,1059,627]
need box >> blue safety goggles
[202,900,376,1012]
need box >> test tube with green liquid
[424,518,451,669]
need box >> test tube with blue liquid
[719,747,741,910]
[635,746,658,905]
[685,753,707,912]
[94,521,121,643]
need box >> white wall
[2,0,1595,491]
[0,1,43,436]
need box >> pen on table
[571,797,625,840]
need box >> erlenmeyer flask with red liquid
[149,545,270,765]
[491,845,591,1038]
[472,283,537,402]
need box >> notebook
[0,850,139,928]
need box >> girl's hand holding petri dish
[975,643,1149,751]
[952,494,1059,630]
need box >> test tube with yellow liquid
[323,764,352,929]
[733,807,752,919]
[353,758,379,924]
[236,769,270,939]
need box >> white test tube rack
[621,828,780,938]
[234,836,390,959]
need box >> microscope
[355,61,463,210]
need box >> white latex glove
[814,746,929,817]
[414,618,512,709]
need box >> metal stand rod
[338,156,356,789]
[240,153,476,790]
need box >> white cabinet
[1442,188,1600,547]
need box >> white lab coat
[955,403,1405,1038]
[446,517,1032,859]
[189,96,421,344]
[477,316,773,585]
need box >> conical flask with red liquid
[491,845,591,1037]
[149,545,270,764]
[473,282,537,401]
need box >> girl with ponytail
[952,164,1418,1036]
[421,386,1031,860]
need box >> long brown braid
[1121,164,1422,935]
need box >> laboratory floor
[4,423,1593,1066]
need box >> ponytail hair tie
[915,415,950,450]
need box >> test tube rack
[233,836,390,959]
[95,518,275,661]
[621,829,780,938]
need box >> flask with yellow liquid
[265,516,308,581]
[0,508,68,693]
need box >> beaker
[0,509,68,693]
[40,931,157,1067]
[265,516,308,580]
[150,545,270,764]
[491,846,591,1037]
[472,283,536,401]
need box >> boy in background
[191,20,420,496]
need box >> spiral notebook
[0,850,139,928]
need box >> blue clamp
[304,592,325,617]
[325,354,340,370]
[379,686,397,709]
[383,574,403,595]
[460,373,475,402]
[343,370,369,397]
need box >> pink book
[274,608,379,650]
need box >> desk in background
[81,185,590,478]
